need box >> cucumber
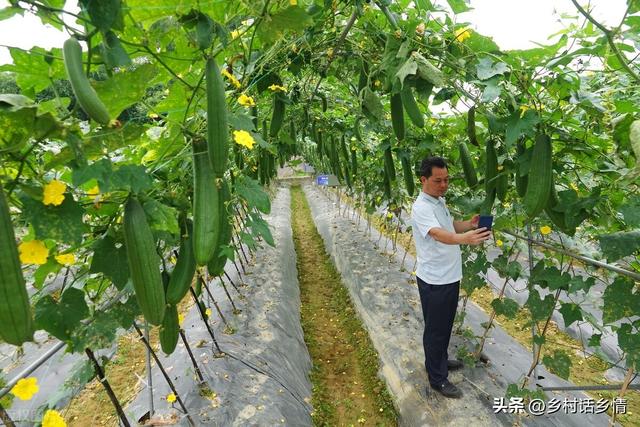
[206,57,229,176]
[459,142,478,188]
[467,106,479,147]
[390,93,405,141]
[401,153,415,197]
[192,139,220,266]
[383,144,396,181]
[166,222,197,305]
[401,86,424,128]
[159,304,180,355]
[62,37,110,125]
[0,184,34,345]
[123,197,166,326]
[523,133,552,219]
[270,94,286,138]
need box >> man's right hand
[462,227,492,245]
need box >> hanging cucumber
[159,304,180,355]
[401,86,424,128]
[123,197,166,326]
[523,133,553,219]
[390,93,405,141]
[0,184,34,345]
[459,142,478,188]
[206,58,229,176]
[166,222,197,305]
[62,37,111,125]
[192,139,220,266]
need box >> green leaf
[543,350,572,379]
[446,0,470,13]
[530,263,571,290]
[559,302,583,327]
[143,199,179,236]
[259,6,313,44]
[111,164,153,193]
[588,333,601,347]
[619,196,640,227]
[476,57,509,80]
[481,78,501,103]
[491,298,520,319]
[90,236,130,290]
[100,31,131,70]
[525,288,556,322]
[236,175,271,214]
[617,323,640,370]
[33,258,62,290]
[249,214,274,247]
[0,47,66,95]
[0,6,24,22]
[567,276,595,294]
[21,195,87,245]
[228,112,256,132]
[72,158,114,190]
[598,231,640,262]
[68,308,120,352]
[94,63,158,119]
[395,57,418,87]
[602,277,640,324]
[504,109,540,147]
[79,0,124,32]
[34,288,89,341]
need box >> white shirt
[411,192,462,284]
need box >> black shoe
[432,380,462,398]
[447,359,464,371]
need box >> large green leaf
[476,57,509,80]
[619,196,640,227]
[446,0,470,13]
[94,63,158,119]
[249,213,275,247]
[0,47,66,96]
[598,231,640,262]
[143,199,179,236]
[79,0,124,32]
[617,323,640,370]
[504,109,539,147]
[90,236,130,290]
[34,288,89,341]
[602,277,640,324]
[110,165,153,193]
[559,302,583,327]
[525,288,556,322]
[491,298,520,319]
[21,195,87,245]
[236,175,271,214]
[543,350,572,379]
[258,6,313,44]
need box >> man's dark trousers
[416,277,460,387]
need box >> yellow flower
[43,180,66,206]
[386,212,393,219]
[233,130,256,150]
[496,239,503,247]
[290,0,297,5]
[454,27,472,42]
[86,185,100,197]
[221,69,241,89]
[268,84,287,92]
[497,165,504,171]
[178,313,185,326]
[205,308,212,317]
[11,377,39,400]
[519,105,531,118]
[238,93,255,107]
[327,48,334,58]
[230,30,240,40]
[19,240,49,265]
[167,393,177,403]
[570,182,579,192]
[540,225,552,235]
[54,253,75,266]
[42,409,66,427]
[374,80,381,87]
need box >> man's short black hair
[420,156,448,178]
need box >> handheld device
[478,215,493,231]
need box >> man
[411,156,491,398]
